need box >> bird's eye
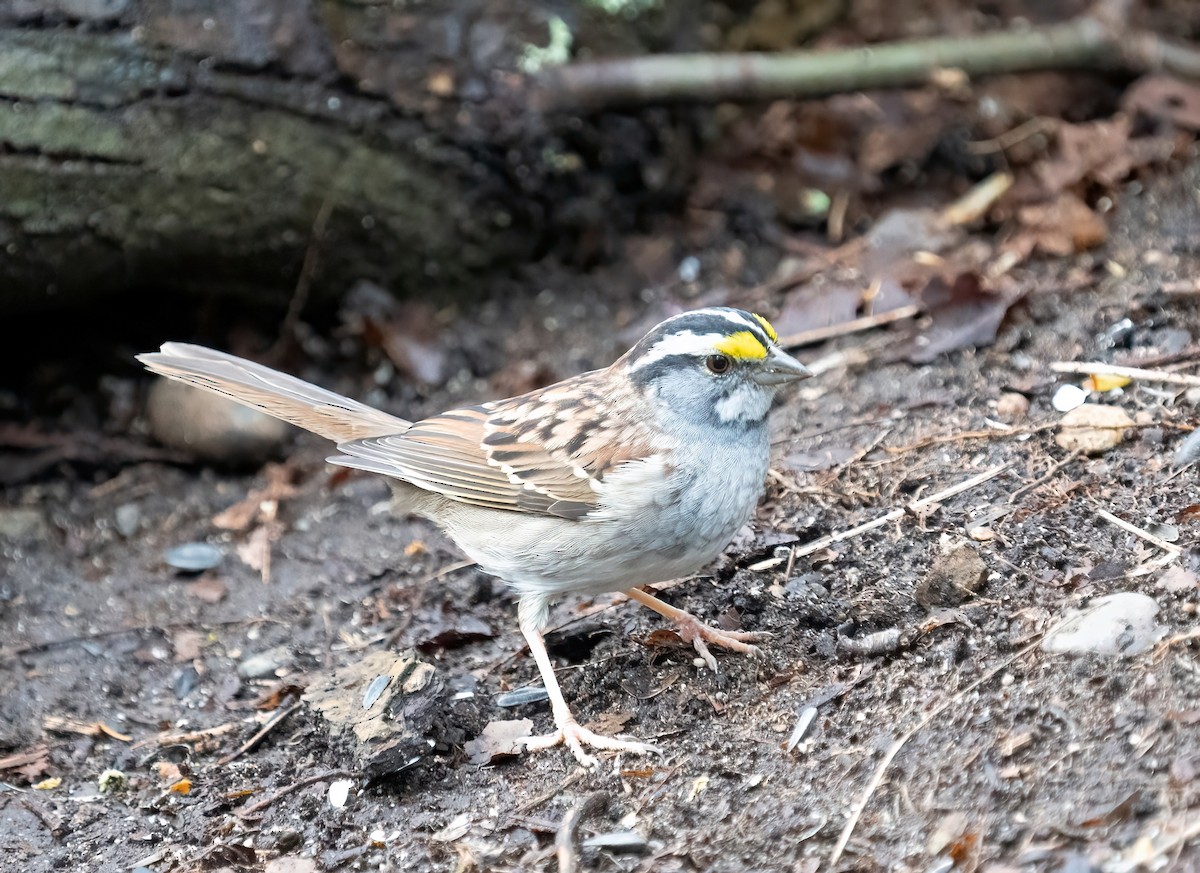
[705,354,732,374]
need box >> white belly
[429,436,770,599]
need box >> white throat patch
[715,383,773,423]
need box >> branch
[537,6,1200,110]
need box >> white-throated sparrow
[139,307,810,765]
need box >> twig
[130,719,248,751]
[539,17,1112,107]
[1008,449,1082,504]
[884,423,1058,455]
[235,769,356,820]
[19,797,65,840]
[794,464,1010,559]
[273,189,337,356]
[1050,361,1200,387]
[1094,507,1183,556]
[1154,625,1200,657]
[216,701,303,766]
[0,617,280,661]
[828,639,1042,866]
[537,3,1200,109]
[965,116,1056,154]
[779,305,920,350]
[556,791,609,873]
[514,769,587,815]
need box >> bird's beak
[753,346,812,386]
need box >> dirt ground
[4,116,1200,873]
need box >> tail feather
[137,342,411,444]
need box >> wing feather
[331,374,661,521]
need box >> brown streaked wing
[331,381,656,520]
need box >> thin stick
[1008,450,1082,504]
[1094,507,1183,556]
[794,465,1009,559]
[828,640,1041,866]
[779,305,920,350]
[234,769,356,820]
[0,617,280,661]
[274,189,337,355]
[515,769,587,815]
[538,17,1118,108]
[1049,361,1200,387]
[555,791,608,873]
[216,701,303,766]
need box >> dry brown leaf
[1055,404,1134,455]
[185,576,228,604]
[154,761,183,783]
[236,525,273,577]
[213,463,298,531]
[171,628,205,661]
[464,719,534,766]
[0,745,51,783]
[1013,192,1107,257]
[901,273,1023,364]
[1124,75,1200,132]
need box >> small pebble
[114,503,141,538]
[1052,384,1088,412]
[238,648,288,679]
[328,779,352,809]
[1042,592,1164,656]
[678,256,701,283]
[147,378,292,465]
[165,542,223,573]
[995,392,1030,419]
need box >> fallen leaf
[1157,566,1199,593]
[1084,373,1132,392]
[1124,75,1200,131]
[464,719,534,766]
[1055,404,1134,455]
[154,762,183,783]
[213,463,298,531]
[169,778,192,795]
[902,273,1023,363]
[171,628,205,661]
[185,576,228,604]
[33,777,61,790]
[416,616,494,653]
[1012,192,1107,257]
[586,711,634,737]
[0,746,51,783]
[236,524,274,581]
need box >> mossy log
[0,23,529,311]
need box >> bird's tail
[137,343,411,443]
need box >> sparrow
[139,307,810,765]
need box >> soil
[3,154,1199,872]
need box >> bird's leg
[515,596,659,767]
[624,587,768,672]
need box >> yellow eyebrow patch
[715,330,769,360]
[752,313,778,343]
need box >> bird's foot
[521,719,660,768]
[672,616,769,672]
